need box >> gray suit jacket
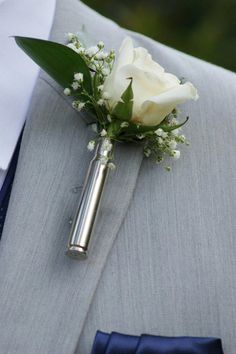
[0,0,236,353]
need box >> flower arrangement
[63,34,198,169]
[15,33,198,258]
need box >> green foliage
[112,79,134,120]
[159,117,189,132]
[83,0,236,72]
[15,37,93,94]
[15,34,191,167]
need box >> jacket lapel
[0,0,143,353]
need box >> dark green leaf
[15,37,93,94]
[119,116,189,137]
[121,121,160,135]
[93,72,100,100]
[107,120,122,138]
[159,116,189,132]
[112,78,133,121]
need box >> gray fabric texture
[78,31,236,353]
[0,0,236,353]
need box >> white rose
[103,37,198,126]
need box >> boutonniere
[15,34,198,259]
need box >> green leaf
[159,116,189,132]
[112,78,133,121]
[119,117,189,139]
[15,37,93,94]
[121,121,161,135]
[93,72,100,100]
[107,121,122,138]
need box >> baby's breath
[141,114,189,167]
[64,33,190,170]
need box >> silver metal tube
[66,137,113,260]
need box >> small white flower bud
[171,118,179,125]
[74,73,83,82]
[71,82,79,90]
[137,134,145,140]
[98,85,104,91]
[109,50,115,59]
[179,134,186,143]
[97,99,104,106]
[162,132,168,138]
[91,124,98,133]
[168,140,177,149]
[67,32,75,41]
[120,121,129,128]
[87,140,96,151]
[72,101,77,109]
[72,101,85,111]
[95,52,108,60]
[144,148,151,157]
[155,128,168,138]
[108,162,116,170]
[85,46,98,57]
[172,150,180,159]
[97,41,104,48]
[107,114,112,122]
[172,128,179,136]
[63,88,71,96]
[102,139,113,152]
[100,129,107,137]
[77,102,85,111]
[155,128,163,136]
[156,156,164,163]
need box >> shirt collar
[0,0,56,172]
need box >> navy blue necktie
[0,132,22,238]
[91,331,224,354]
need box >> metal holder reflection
[66,137,113,260]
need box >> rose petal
[133,47,165,73]
[106,64,181,114]
[103,37,134,105]
[139,82,199,126]
[116,37,134,70]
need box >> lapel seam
[38,77,76,113]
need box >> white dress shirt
[0,0,56,190]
